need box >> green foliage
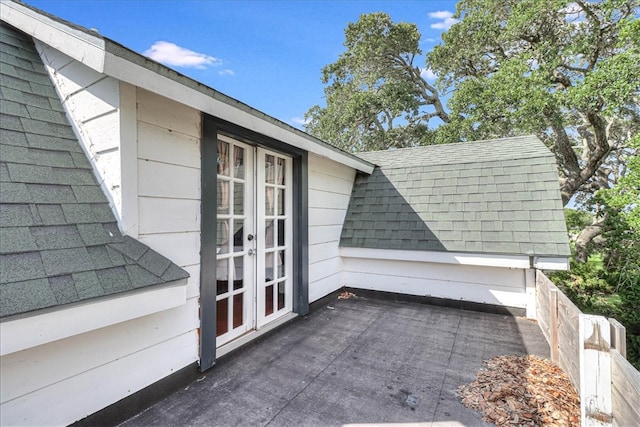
[564,208,593,235]
[551,254,640,370]
[304,12,448,152]
[552,145,640,369]
[428,0,639,204]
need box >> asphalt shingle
[0,22,188,319]
[341,136,571,257]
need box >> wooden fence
[536,271,640,427]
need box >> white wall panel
[1,299,198,403]
[67,77,119,122]
[137,121,200,168]
[309,241,342,264]
[1,332,197,426]
[136,88,201,138]
[308,207,349,227]
[138,160,200,199]
[309,224,344,246]
[138,197,200,234]
[307,154,356,302]
[308,272,344,303]
[343,256,527,308]
[308,188,352,210]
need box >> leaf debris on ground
[457,354,580,426]
[338,290,356,299]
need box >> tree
[306,1,639,261]
[426,0,639,260]
[304,13,450,152]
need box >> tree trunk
[574,217,605,263]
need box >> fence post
[549,289,559,363]
[609,318,627,359]
[579,314,613,426]
[525,268,536,318]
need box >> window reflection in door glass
[265,187,274,215]
[234,146,244,178]
[277,219,285,247]
[216,258,228,295]
[217,181,229,214]
[217,220,229,253]
[277,250,285,278]
[216,299,228,336]
[277,157,285,185]
[217,141,230,176]
[233,221,244,252]
[265,285,274,316]
[277,188,285,216]
[265,154,275,184]
[265,252,274,282]
[233,294,243,328]
[277,281,285,310]
[265,220,274,248]
[234,182,244,215]
[233,256,244,290]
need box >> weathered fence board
[580,315,613,426]
[536,271,640,427]
[611,349,640,427]
[609,319,627,359]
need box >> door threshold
[216,312,298,358]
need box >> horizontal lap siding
[307,154,356,302]
[135,88,202,385]
[343,257,528,308]
[38,43,123,215]
[2,53,202,425]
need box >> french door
[215,135,293,347]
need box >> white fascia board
[339,246,531,269]
[102,51,374,174]
[0,0,105,72]
[533,257,570,271]
[0,280,187,356]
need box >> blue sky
[27,0,459,129]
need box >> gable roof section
[0,22,189,319]
[0,0,374,174]
[340,136,571,257]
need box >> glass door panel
[256,148,293,328]
[216,136,255,346]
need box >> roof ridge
[358,135,538,156]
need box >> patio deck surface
[120,294,549,427]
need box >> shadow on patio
[120,294,549,427]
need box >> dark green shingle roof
[0,22,189,319]
[340,136,571,257]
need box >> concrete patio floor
[120,293,549,427]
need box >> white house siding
[0,300,198,426]
[342,255,529,309]
[307,154,356,302]
[36,42,124,222]
[1,51,201,425]
[135,87,202,303]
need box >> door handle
[248,249,255,256]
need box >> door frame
[200,114,309,372]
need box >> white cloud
[420,68,437,81]
[428,10,459,30]
[291,116,310,126]
[218,69,235,76]
[144,41,220,69]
